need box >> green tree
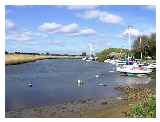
[132,33,156,59]
[96,48,127,62]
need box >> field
[5,54,81,65]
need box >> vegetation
[96,48,128,62]
[5,54,81,65]
[96,33,156,62]
[115,86,156,118]
[132,33,156,59]
[128,95,156,118]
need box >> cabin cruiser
[116,61,152,75]
[147,63,156,69]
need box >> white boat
[117,63,152,75]
[108,59,117,65]
[104,59,111,63]
[147,63,156,69]
[116,60,126,66]
[116,64,134,73]
[82,44,96,62]
[82,57,87,61]
[126,67,152,75]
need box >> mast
[140,36,143,60]
[89,43,94,57]
[128,26,132,59]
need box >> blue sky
[5,5,155,54]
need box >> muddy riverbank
[6,85,155,118]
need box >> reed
[5,54,81,65]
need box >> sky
[5,5,156,54]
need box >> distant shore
[5,54,82,65]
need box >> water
[6,59,152,112]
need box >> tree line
[96,33,156,62]
[131,33,156,60]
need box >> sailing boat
[116,26,152,75]
[83,44,96,62]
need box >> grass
[128,95,156,118]
[5,54,81,65]
[116,86,156,118]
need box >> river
[5,59,153,112]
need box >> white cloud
[99,12,122,24]
[106,42,112,47]
[39,22,96,36]
[71,28,96,36]
[6,32,32,41]
[39,22,61,33]
[6,31,47,42]
[78,10,99,19]
[142,29,155,36]
[122,27,141,37]
[6,19,16,31]
[67,5,98,10]
[48,40,64,46]
[77,9,123,24]
[120,27,155,40]
[58,23,79,34]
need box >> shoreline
[6,84,155,118]
[6,96,129,118]
[5,54,81,65]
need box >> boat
[116,60,126,66]
[82,44,96,62]
[147,63,156,69]
[86,56,96,62]
[117,61,152,75]
[126,67,152,75]
[104,59,111,63]
[82,57,87,61]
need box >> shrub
[128,96,156,118]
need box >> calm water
[6,59,152,112]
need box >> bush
[128,96,156,118]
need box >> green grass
[128,96,156,118]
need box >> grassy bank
[115,86,156,117]
[5,54,81,65]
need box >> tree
[96,48,127,62]
[132,33,156,59]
